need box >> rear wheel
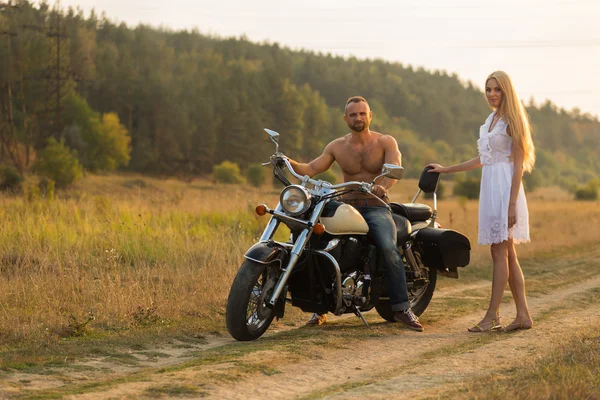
[408,265,437,316]
[226,260,279,341]
[375,250,437,321]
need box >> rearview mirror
[382,164,404,180]
[263,128,280,143]
[263,128,280,153]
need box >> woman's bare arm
[508,137,525,228]
[427,157,483,174]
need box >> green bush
[315,170,338,184]
[523,171,542,192]
[0,166,23,191]
[213,161,246,184]
[21,176,55,201]
[247,163,268,187]
[453,177,480,199]
[62,92,131,172]
[33,137,83,188]
[22,178,41,202]
[574,179,599,201]
[39,177,55,200]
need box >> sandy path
[2,251,598,400]
[47,270,599,400]
[207,274,600,400]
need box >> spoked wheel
[226,260,279,341]
[375,250,437,322]
[407,251,437,316]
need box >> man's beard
[348,120,368,132]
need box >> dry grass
[0,174,599,350]
[437,321,600,400]
[0,175,278,348]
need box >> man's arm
[288,141,336,177]
[374,135,402,197]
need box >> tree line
[1,0,599,190]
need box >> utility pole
[2,0,71,149]
[54,0,61,137]
[0,0,24,174]
[33,1,70,145]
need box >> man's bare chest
[335,143,385,175]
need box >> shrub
[574,179,599,201]
[523,171,542,192]
[39,177,55,200]
[453,177,480,199]
[315,170,338,184]
[22,178,41,202]
[122,179,151,189]
[558,176,578,194]
[21,176,56,201]
[247,163,268,187]
[62,92,131,172]
[32,137,83,188]
[213,161,245,184]
[0,166,23,191]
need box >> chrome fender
[244,241,288,267]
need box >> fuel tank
[319,201,369,235]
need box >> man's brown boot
[305,313,327,326]
[393,309,423,332]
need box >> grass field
[1,174,600,399]
[0,174,599,350]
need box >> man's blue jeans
[355,206,410,312]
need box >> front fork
[261,202,327,308]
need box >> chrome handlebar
[271,155,387,206]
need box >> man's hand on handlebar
[371,184,388,199]
[271,153,287,166]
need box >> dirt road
[2,251,599,399]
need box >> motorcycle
[226,129,471,341]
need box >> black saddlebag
[415,228,471,269]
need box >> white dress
[477,111,530,245]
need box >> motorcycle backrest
[419,166,440,194]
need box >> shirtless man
[288,96,423,332]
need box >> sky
[59,0,600,118]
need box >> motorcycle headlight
[280,185,311,216]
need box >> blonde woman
[427,71,535,332]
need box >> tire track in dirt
[3,250,598,400]
[204,274,600,400]
[0,281,492,397]
[325,281,600,399]
[52,269,600,400]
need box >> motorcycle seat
[390,202,432,223]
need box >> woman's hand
[508,203,517,228]
[426,163,447,173]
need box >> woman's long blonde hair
[486,71,535,172]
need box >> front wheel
[226,260,279,341]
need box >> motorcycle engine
[336,237,366,273]
[342,272,370,308]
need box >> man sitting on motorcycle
[287,96,423,332]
